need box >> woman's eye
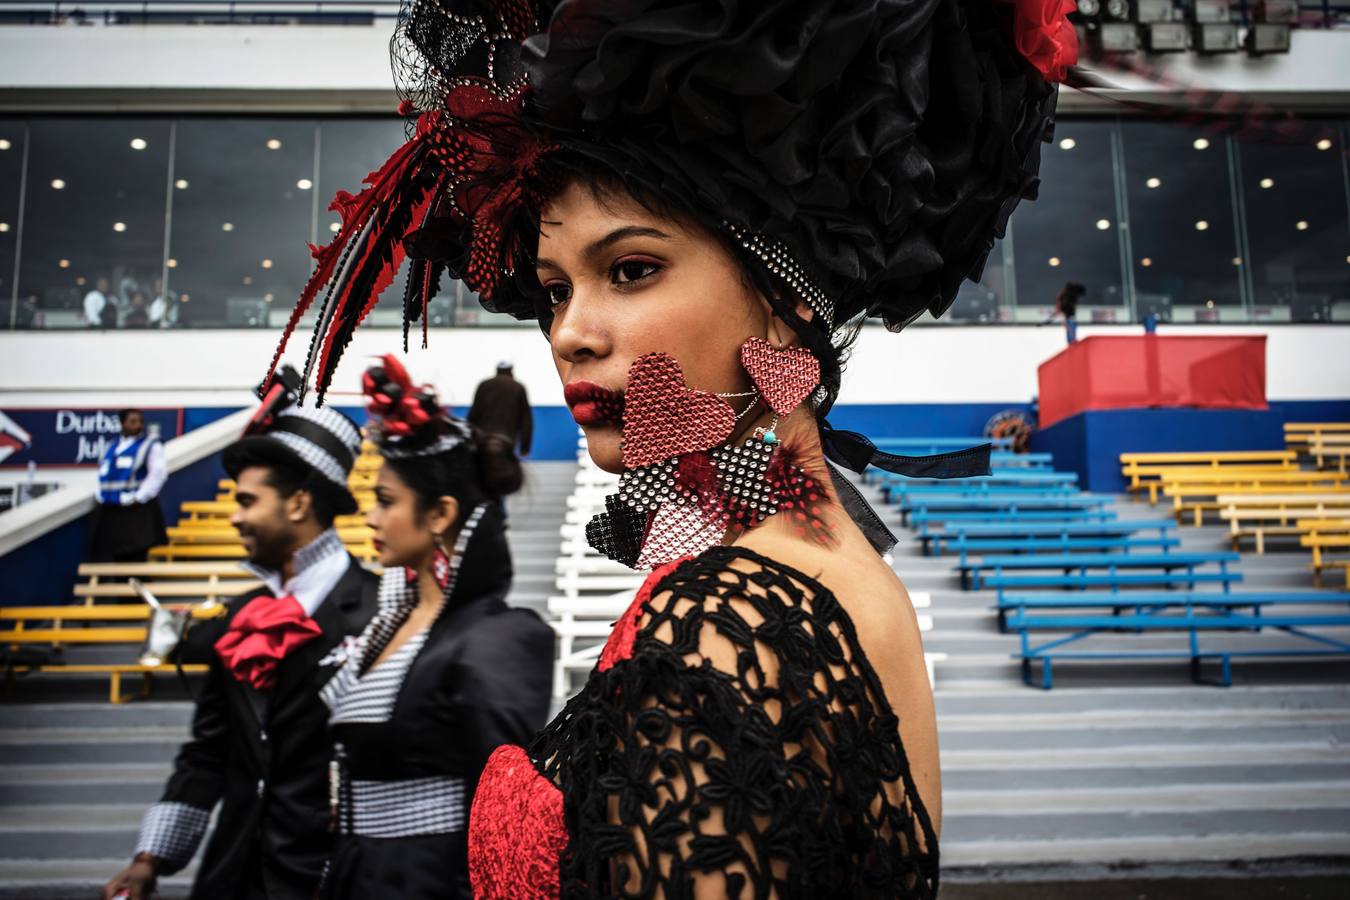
[612,259,659,286]
[544,283,572,307]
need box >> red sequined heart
[739,337,821,417]
[622,353,736,469]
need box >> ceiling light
[129,138,147,150]
[1193,138,1210,150]
[329,221,341,233]
[1048,256,1061,267]
[1259,178,1274,189]
[1231,257,1242,265]
[0,139,12,151]
[1296,220,1309,231]
[1140,257,1153,267]
[75,276,86,286]
[296,178,313,190]
[1194,220,1209,231]
[243,276,254,285]
[1095,218,1111,230]
[0,223,8,233]
[175,179,189,189]
[261,259,274,269]
[1316,138,1333,151]
[58,258,70,268]
[1146,177,1162,189]
[222,222,235,232]
[112,222,127,232]
[266,138,282,150]
[1059,138,1076,150]
[180,294,190,303]
[51,178,66,190]
[167,258,178,268]
[1205,299,1215,309]
[263,293,275,303]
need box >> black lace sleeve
[529,546,940,899]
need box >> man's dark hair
[119,407,144,422]
[228,446,348,528]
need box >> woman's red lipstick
[564,381,624,427]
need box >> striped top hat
[223,366,363,514]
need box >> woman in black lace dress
[264,1,1078,895]
[316,356,552,899]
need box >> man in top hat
[467,360,532,456]
[103,386,379,900]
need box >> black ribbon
[818,421,993,556]
[821,422,992,480]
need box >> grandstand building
[0,3,1348,897]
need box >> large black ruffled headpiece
[263,0,1077,401]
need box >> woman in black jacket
[317,355,552,899]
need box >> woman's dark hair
[385,429,524,524]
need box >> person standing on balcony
[467,361,532,457]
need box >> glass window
[169,120,317,328]
[316,119,411,329]
[1010,121,1125,323]
[1121,122,1243,322]
[1237,126,1350,323]
[18,119,171,329]
[0,121,23,328]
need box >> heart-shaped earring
[621,353,736,469]
[739,336,820,417]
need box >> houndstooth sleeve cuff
[135,802,210,873]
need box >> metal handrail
[0,1,405,26]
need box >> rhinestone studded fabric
[739,337,821,417]
[586,347,830,569]
[725,224,834,330]
[621,353,735,470]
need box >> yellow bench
[166,525,371,545]
[1166,484,1350,526]
[1310,435,1350,472]
[1284,422,1350,450]
[1302,532,1350,588]
[3,663,210,704]
[151,543,377,562]
[72,581,259,604]
[1146,469,1348,505]
[1219,501,1350,553]
[1120,451,1298,498]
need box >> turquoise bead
[763,430,778,444]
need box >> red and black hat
[264,0,1078,402]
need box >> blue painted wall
[1032,400,1350,492]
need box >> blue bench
[965,550,1239,591]
[911,509,1119,535]
[995,590,1350,631]
[862,450,1053,482]
[947,534,1181,567]
[921,519,1174,555]
[984,569,1243,598]
[1006,594,1350,688]
[880,483,1080,504]
[900,494,1111,526]
[878,470,1078,488]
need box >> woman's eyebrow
[535,225,674,273]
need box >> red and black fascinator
[362,354,471,458]
[264,0,1079,401]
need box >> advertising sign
[0,408,184,467]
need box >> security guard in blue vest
[90,408,168,562]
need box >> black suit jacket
[160,558,379,900]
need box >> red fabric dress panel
[468,561,684,899]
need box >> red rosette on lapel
[214,595,324,691]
